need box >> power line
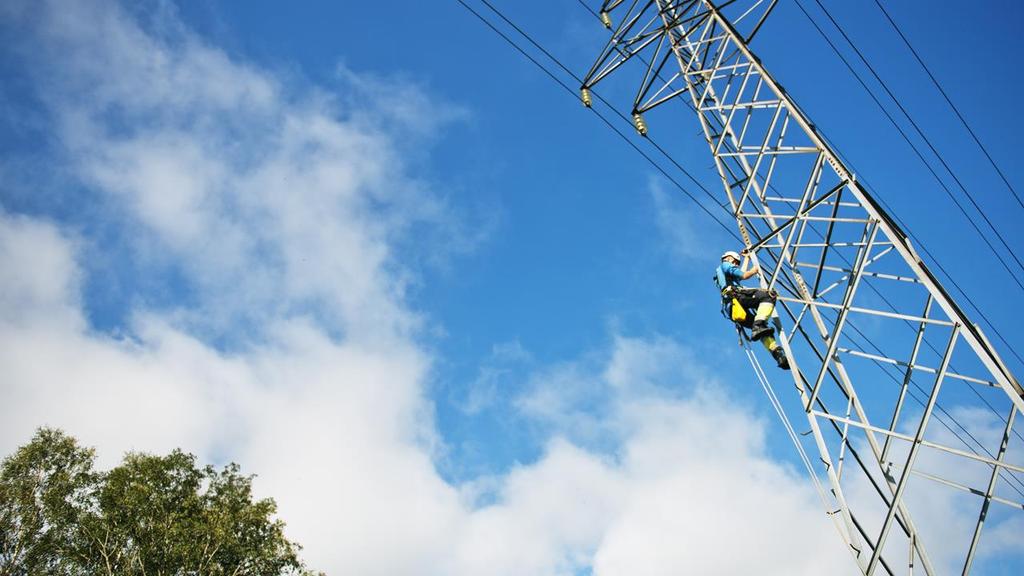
[584,0,1024,368]
[790,0,1024,366]
[801,0,1024,286]
[459,1,1024,489]
[564,6,1024,564]
[576,0,1023,369]
[453,0,741,243]
[574,0,1024,371]
[574,0,600,20]
[586,0,1022,370]
[474,0,739,233]
[774,290,1024,508]
[758,246,1024,497]
[475,0,1024,397]
[870,0,1024,213]
[838,317,1024,500]
[812,0,1024,262]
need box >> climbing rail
[582,1,1024,574]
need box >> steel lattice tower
[582,1,1024,574]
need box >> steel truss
[582,1,1024,574]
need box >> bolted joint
[580,87,593,108]
[600,11,612,29]
[632,112,648,136]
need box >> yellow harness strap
[730,298,747,322]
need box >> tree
[0,428,97,575]
[0,429,319,576]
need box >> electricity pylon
[582,2,1024,574]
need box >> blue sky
[2,1,1023,574]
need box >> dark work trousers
[730,287,776,326]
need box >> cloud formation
[650,177,713,264]
[1,1,858,574]
[0,206,855,574]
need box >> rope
[744,344,857,552]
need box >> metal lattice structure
[582,1,1024,574]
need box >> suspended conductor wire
[870,0,1024,213]
[574,0,603,20]
[572,2,1024,382]
[473,0,738,227]
[475,1,1019,487]
[465,0,1024,488]
[572,0,1024,378]
[758,249,1024,501]
[453,0,740,242]
[806,0,1024,248]
[574,0,1024,367]
[570,0,1024,517]
[810,0,1024,266]
[794,0,1024,291]
[471,0,1024,430]
[839,320,1024,500]
[789,0,1024,366]
[760,263,1024,501]
[744,347,860,554]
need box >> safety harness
[713,265,749,323]
[714,264,753,347]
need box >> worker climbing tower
[582,1,1024,574]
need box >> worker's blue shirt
[718,262,743,289]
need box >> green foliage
[0,429,319,576]
[0,428,97,575]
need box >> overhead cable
[790,0,1024,366]
[796,0,1024,291]
[580,0,1024,367]
[473,0,740,237]
[461,1,1024,494]
[870,0,1024,213]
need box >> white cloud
[0,1,865,574]
[12,0,463,344]
[0,213,82,329]
[3,2,464,573]
[836,404,1024,574]
[457,340,531,414]
[510,335,856,575]
[0,207,858,574]
[650,177,713,264]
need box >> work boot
[750,319,774,341]
[771,347,790,370]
